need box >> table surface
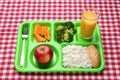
[0,0,120,80]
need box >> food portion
[34,44,53,64]
[55,21,76,42]
[33,24,50,42]
[62,44,100,68]
[62,45,92,68]
[87,45,100,68]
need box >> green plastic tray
[14,20,105,72]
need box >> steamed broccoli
[56,24,65,31]
[56,35,63,42]
[63,32,73,42]
[69,28,76,34]
[64,21,74,29]
[55,21,76,42]
[64,28,76,35]
[64,21,76,35]
[56,24,65,35]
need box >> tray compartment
[76,21,100,43]
[31,21,52,42]
[29,43,60,69]
[53,21,77,43]
[60,42,104,72]
[15,21,30,70]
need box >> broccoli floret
[64,28,76,35]
[69,28,76,34]
[56,36,62,42]
[64,21,74,29]
[56,36,65,42]
[56,24,66,35]
[55,21,76,43]
[56,24,65,31]
[56,31,64,42]
[63,32,73,42]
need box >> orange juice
[80,9,99,39]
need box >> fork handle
[20,39,25,66]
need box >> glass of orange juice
[80,8,99,39]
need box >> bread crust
[87,45,100,68]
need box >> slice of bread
[87,45,100,68]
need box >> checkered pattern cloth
[0,0,120,80]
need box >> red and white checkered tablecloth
[0,0,120,80]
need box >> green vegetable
[56,34,63,42]
[55,21,76,42]
[64,28,76,35]
[64,21,74,29]
[69,28,76,34]
[56,24,66,35]
[63,32,73,42]
[56,24,65,31]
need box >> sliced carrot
[37,26,42,34]
[47,30,50,40]
[46,27,50,40]
[39,35,46,42]
[33,24,50,42]
[33,32,42,42]
[35,24,41,34]
[41,26,45,36]
[43,26,48,36]
[35,24,39,32]
[44,26,48,39]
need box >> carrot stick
[40,26,43,36]
[35,24,41,34]
[41,26,45,36]
[37,26,41,34]
[35,24,39,32]
[47,30,50,40]
[46,27,50,40]
[33,32,42,42]
[39,35,46,41]
[44,26,48,39]
[33,24,50,42]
